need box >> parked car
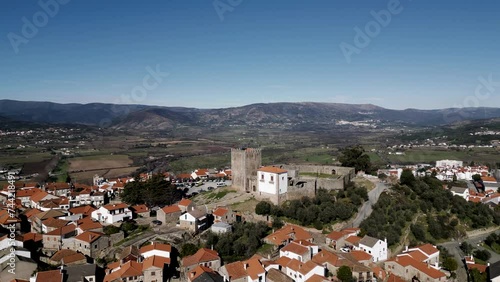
[152,220,162,225]
[340,247,350,253]
[216,182,226,187]
[207,186,215,191]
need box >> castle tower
[231,148,262,192]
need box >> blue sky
[1,0,499,109]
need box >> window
[261,174,264,180]
[270,176,274,181]
[151,271,155,276]
[95,244,98,249]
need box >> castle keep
[231,148,355,205]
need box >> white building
[450,187,470,201]
[355,236,387,262]
[436,160,463,168]
[139,242,171,260]
[211,222,232,234]
[91,203,132,225]
[257,166,288,195]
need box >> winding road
[351,179,388,228]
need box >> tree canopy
[338,145,372,173]
[121,174,183,206]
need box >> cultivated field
[68,154,132,171]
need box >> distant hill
[2,99,500,131]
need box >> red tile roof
[74,231,103,243]
[142,255,171,269]
[131,204,149,213]
[212,207,229,217]
[182,248,220,267]
[161,205,181,214]
[388,256,446,279]
[258,166,288,174]
[35,270,63,282]
[140,242,172,254]
[102,203,128,211]
[265,224,312,246]
[178,198,193,207]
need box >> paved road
[439,228,500,282]
[351,180,388,228]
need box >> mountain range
[2,99,500,131]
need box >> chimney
[404,245,408,252]
[244,263,248,270]
[190,272,195,278]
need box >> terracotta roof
[45,224,76,236]
[182,248,220,267]
[16,188,42,198]
[23,232,43,243]
[32,209,66,220]
[62,252,86,264]
[482,176,497,182]
[131,204,149,213]
[142,255,171,269]
[223,261,248,280]
[467,263,487,273]
[415,244,439,256]
[74,231,103,243]
[69,205,96,216]
[178,198,193,207]
[345,236,362,245]
[189,265,218,281]
[265,224,312,245]
[244,257,266,280]
[387,274,406,282]
[140,242,172,254]
[212,207,229,217]
[326,231,345,241]
[77,217,103,231]
[0,209,21,224]
[42,217,69,228]
[35,269,63,282]
[281,241,309,255]
[387,256,446,279]
[161,205,181,214]
[102,203,128,211]
[30,191,50,203]
[312,250,340,266]
[103,260,143,282]
[106,261,121,271]
[287,259,321,275]
[258,166,288,174]
[401,251,427,262]
[50,249,79,262]
[305,274,329,282]
[350,250,372,262]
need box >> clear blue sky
[1,0,499,109]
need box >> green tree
[442,257,458,272]
[472,174,482,182]
[473,249,491,262]
[180,243,199,257]
[460,242,473,255]
[272,217,284,229]
[255,201,272,215]
[400,169,416,186]
[336,265,353,282]
[410,224,426,242]
[338,145,372,173]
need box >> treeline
[256,184,368,229]
[121,174,184,206]
[361,170,500,247]
[203,222,270,262]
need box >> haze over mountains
[2,99,500,131]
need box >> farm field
[68,154,132,171]
[385,148,500,164]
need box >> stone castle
[230,147,355,205]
